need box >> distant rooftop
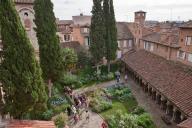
[135,10,146,13]
[180,21,192,29]
[13,0,34,4]
[72,14,91,26]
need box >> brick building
[57,15,135,58]
[0,0,38,56]
[122,11,192,127]
[57,14,91,49]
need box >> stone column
[180,114,185,122]
[166,101,171,115]
[172,107,177,122]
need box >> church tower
[14,0,39,54]
[134,10,146,25]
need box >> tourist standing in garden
[101,120,108,128]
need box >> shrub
[48,96,68,106]
[41,109,54,120]
[137,113,156,128]
[52,104,69,115]
[91,99,112,113]
[105,86,132,101]
[58,73,82,89]
[106,111,139,128]
[132,106,146,115]
[89,90,112,113]
[52,113,68,128]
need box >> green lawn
[100,98,138,119]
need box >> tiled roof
[57,20,73,25]
[72,15,91,26]
[13,0,34,4]
[142,32,180,48]
[122,50,192,117]
[178,118,192,128]
[6,120,55,128]
[180,21,192,29]
[135,10,146,13]
[116,22,134,40]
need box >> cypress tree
[0,0,47,119]
[90,0,106,67]
[34,0,64,97]
[103,0,118,72]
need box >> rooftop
[122,50,192,117]
[142,32,180,48]
[116,22,134,40]
[177,118,192,128]
[180,21,192,29]
[13,0,34,4]
[6,120,55,128]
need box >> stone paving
[71,110,103,128]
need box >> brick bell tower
[13,0,39,55]
[134,10,146,25]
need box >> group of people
[64,87,90,125]
[115,71,128,84]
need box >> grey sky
[52,0,192,22]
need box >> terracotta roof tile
[180,21,192,29]
[7,120,55,128]
[116,22,134,40]
[122,50,192,117]
[13,0,34,4]
[142,32,180,48]
[177,118,192,128]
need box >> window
[83,28,89,33]
[128,40,133,47]
[123,40,127,47]
[144,41,154,51]
[185,36,192,45]
[64,35,70,42]
[177,50,186,60]
[24,12,28,16]
[85,37,90,46]
[188,53,192,62]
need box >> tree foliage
[0,0,47,119]
[62,48,78,71]
[103,0,118,72]
[90,0,106,64]
[34,0,64,83]
[34,0,64,97]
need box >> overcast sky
[52,0,192,22]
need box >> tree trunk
[107,61,110,73]
[48,79,53,98]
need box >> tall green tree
[0,0,47,119]
[103,0,118,72]
[90,0,106,68]
[34,0,64,97]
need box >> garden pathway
[70,110,103,128]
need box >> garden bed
[86,85,156,128]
